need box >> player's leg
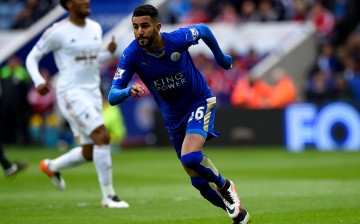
[0,142,13,171]
[90,124,129,208]
[171,129,226,210]
[180,97,226,190]
[183,164,225,210]
[39,112,87,191]
[0,141,28,178]
[180,134,226,192]
[0,98,28,178]
[38,93,92,191]
[179,97,250,223]
[181,134,249,223]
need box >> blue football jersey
[112,27,214,123]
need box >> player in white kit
[26,0,129,208]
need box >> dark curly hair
[132,4,159,22]
[60,0,70,10]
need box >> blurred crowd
[0,0,58,29]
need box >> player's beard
[137,28,156,49]
[78,10,90,18]
[75,6,91,18]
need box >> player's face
[71,0,91,17]
[132,16,159,49]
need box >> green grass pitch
[1,146,360,224]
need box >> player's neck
[144,35,164,52]
[69,15,87,27]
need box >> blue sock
[181,151,225,188]
[191,176,226,210]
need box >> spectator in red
[309,1,335,41]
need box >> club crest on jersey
[114,68,125,80]
[189,28,199,40]
[171,52,181,61]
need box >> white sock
[50,147,86,172]
[93,145,116,198]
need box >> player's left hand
[107,36,117,54]
[223,54,232,70]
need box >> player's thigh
[181,134,205,156]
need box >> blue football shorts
[168,96,220,158]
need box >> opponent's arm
[98,36,117,63]
[26,47,50,95]
[190,23,232,70]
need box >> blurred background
[0,0,359,152]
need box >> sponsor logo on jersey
[75,51,97,64]
[170,52,181,61]
[153,73,186,91]
[114,68,125,80]
[189,28,199,41]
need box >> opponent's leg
[40,146,85,190]
[1,142,28,178]
[91,126,129,208]
[0,143,12,171]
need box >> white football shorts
[57,89,103,145]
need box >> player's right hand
[108,36,117,54]
[36,83,50,95]
[131,83,146,97]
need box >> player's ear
[156,23,161,33]
[66,0,73,10]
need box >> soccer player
[108,4,250,224]
[25,0,129,208]
[0,143,28,178]
[0,77,28,178]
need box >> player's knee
[82,146,93,161]
[180,151,203,169]
[100,132,110,144]
[91,126,110,145]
